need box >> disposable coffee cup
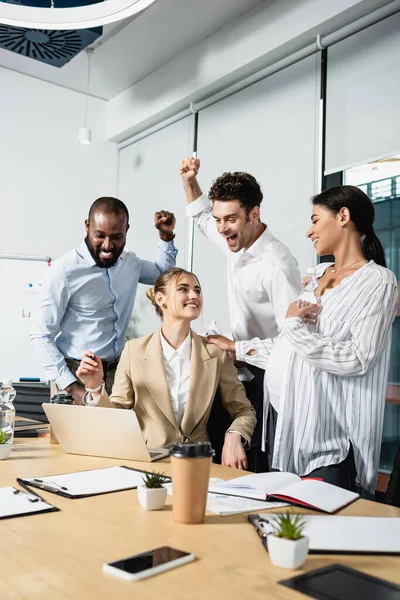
[169,441,215,524]
[49,393,73,444]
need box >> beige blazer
[97,330,256,449]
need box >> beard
[85,236,125,269]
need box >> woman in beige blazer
[77,268,256,469]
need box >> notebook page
[0,487,54,518]
[271,479,359,513]
[24,466,146,497]
[165,479,288,515]
[209,472,300,500]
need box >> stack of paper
[165,478,288,516]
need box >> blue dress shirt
[29,239,177,389]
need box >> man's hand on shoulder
[154,211,176,241]
[206,334,235,354]
[65,381,86,406]
[180,157,202,203]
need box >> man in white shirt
[180,157,301,469]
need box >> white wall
[106,0,387,142]
[192,55,318,332]
[0,67,118,261]
[118,116,193,337]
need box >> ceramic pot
[0,444,11,460]
[267,534,309,569]
[137,485,167,510]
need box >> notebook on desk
[14,417,49,432]
[42,404,169,462]
[251,514,400,554]
[209,472,359,513]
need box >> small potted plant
[0,429,12,460]
[267,512,308,569]
[137,471,169,511]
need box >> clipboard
[248,514,400,555]
[0,486,59,520]
[17,465,171,499]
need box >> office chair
[386,442,400,507]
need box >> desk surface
[1,438,400,600]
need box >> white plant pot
[0,444,11,460]
[137,485,167,511]
[267,534,309,570]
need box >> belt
[101,357,120,371]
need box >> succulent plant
[142,471,169,489]
[0,429,11,445]
[271,512,306,541]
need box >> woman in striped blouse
[208,186,398,494]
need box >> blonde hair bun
[146,287,156,304]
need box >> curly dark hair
[208,172,263,213]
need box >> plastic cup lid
[169,441,215,458]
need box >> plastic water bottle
[297,267,321,331]
[0,379,16,446]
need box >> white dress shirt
[160,330,192,427]
[235,261,398,493]
[186,194,301,340]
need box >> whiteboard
[0,259,50,383]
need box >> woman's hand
[76,351,104,389]
[206,335,235,354]
[285,301,319,321]
[221,433,248,470]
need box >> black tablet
[279,563,400,600]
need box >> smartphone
[102,546,195,582]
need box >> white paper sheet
[0,487,55,518]
[24,466,147,497]
[264,514,400,553]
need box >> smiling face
[212,200,260,252]
[156,273,203,322]
[306,204,349,256]
[85,211,129,268]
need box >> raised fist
[154,210,176,237]
[179,157,200,182]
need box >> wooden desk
[1,438,400,600]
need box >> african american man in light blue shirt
[30,197,177,404]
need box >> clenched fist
[180,157,200,182]
[154,210,176,239]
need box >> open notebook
[209,472,359,514]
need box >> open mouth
[184,303,199,309]
[98,250,114,260]
[225,234,238,246]
[312,238,319,247]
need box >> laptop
[42,404,169,462]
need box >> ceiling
[0,0,266,99]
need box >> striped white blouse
[235,261,398,493]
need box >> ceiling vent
[0,0,102,67]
